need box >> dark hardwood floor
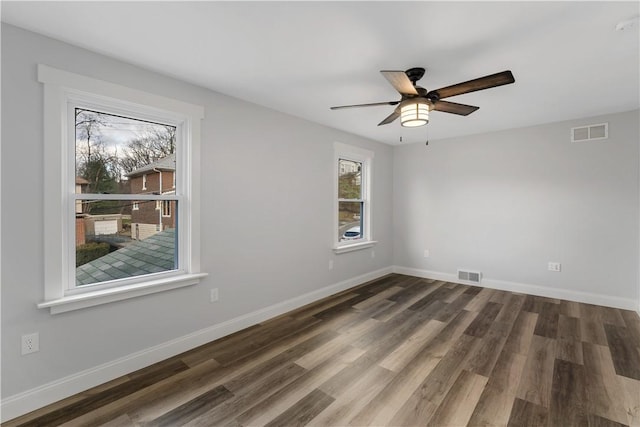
[4,274,640,426]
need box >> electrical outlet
[548,262,561,272]
[329,260,334,270]
[424,249,430,258]
[210,288,219,302]
[21,333,39,355]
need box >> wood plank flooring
[4,274,640,427]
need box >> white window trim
[38,64,206,314]
[142,174,147,190]
[333,240,377,254]
[38,273,208,315]
[333,142,377,254]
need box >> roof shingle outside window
[75,228,175,286]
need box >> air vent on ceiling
[571,123,608,142]
[458,269,482,283]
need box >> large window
[38,65,206,314]
[334,143,375,253]
[73,109,178,286]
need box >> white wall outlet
[21,333,39,355]
[548,262,562,272]
[329,260,334,270]
[424,249,430,258]
[210,288,219,303]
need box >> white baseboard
[0,266,393,422]
[393,266,639,311]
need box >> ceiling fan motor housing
[405,67,426,85]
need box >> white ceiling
[2,1,639,145]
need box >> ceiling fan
[330,68,515,127]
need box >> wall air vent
[458,269,482,283]
[571,123,608,142]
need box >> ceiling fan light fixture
[400,100,429,127]
[330,68,514,127]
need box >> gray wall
[1,24,394,398]
[393,110,639,303]
[3,22,639,407]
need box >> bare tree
[119,125,176,173]
[75,109,109,163]
[75,108,176,182]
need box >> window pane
[75,109,177,196]
[338,159,362,199]
[338,201,363,241]
[75,199,178,286]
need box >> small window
[162,200,172,217]
[132,202,139,210]
[142,174,147,190]
[338,158,364,242]
[334,143,375,253]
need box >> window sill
[38,273,208,314]
[333,240,377,254]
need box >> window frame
[37,64,206,314]
[333,142,376,254]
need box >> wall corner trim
[0,266,393,422]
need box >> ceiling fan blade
[432,100,479,116]
[380,70,418,95]
[378,108,400,126]
[428,70,515,100]
[330,101,399,110]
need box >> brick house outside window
[127,153,177,240]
